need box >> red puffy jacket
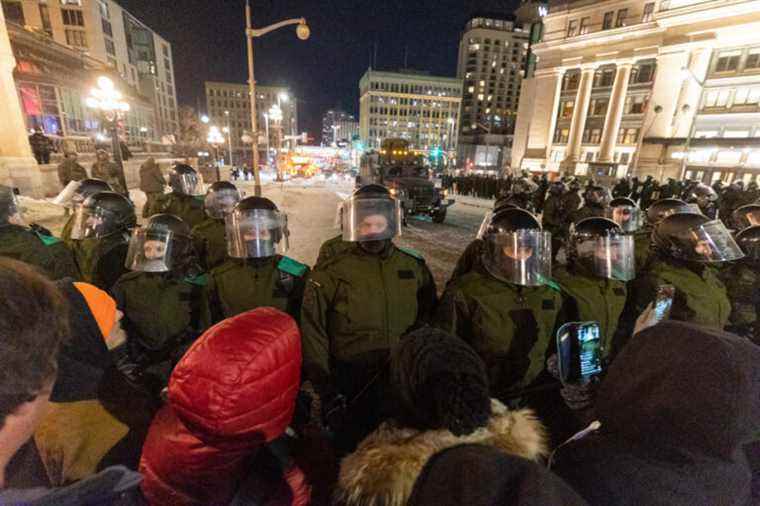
[139,307,308,505]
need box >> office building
[2,0,177,140]
[359,68,462,159]
[204,81,297,165]
[322,109,356,146]
[513,0,760,185]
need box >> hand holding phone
[653,284,675,323]
[556,321,604,386]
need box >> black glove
[546,354,597,411]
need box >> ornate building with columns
[512,0,760,185]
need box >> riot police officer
[634,198,695,270]
[543,181,568,263]
[113,214,211,394]
[70,191,135,290]
[146,164,206,228]
[555,217,634,360]
[447,197,521,285]
[720,225,760,345]
[316,191,373,267]
[606,197,641,234]
[731,203,760,231]
[301,184,437,452]
[504,176,538,213]
[631,212,739,330]
[567,185,611,226]
[685,182,719,219]
[191,181,241,270]
[437,208,563,399]
[60,178,112,244]
[0,185,79,280]
[206,196,309,321]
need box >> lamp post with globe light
[245,0,309,195]
[86,76,130,193]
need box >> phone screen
[578,323,603,380]
[556,321,603,385]
[654,285,675,323]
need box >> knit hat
[391,326,491,436]
[73,282,117,340]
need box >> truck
[358,139,454,224]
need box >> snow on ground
[22,180,485,292]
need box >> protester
[139,307,309,505]
[91,149,127,196]
[552,320,760,506]
[28,127,52,165]
[408,444,587,506]
[56,150,88,188]
[139,157,166,219]
[0,258,143,503]
[334,326,548,506]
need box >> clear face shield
[70,206,114,239]
[482,229,552,287]
[477,212,493,240]
[342,197,402,242]
[125,228,174,272]
[52,180,82,208]
[576,235,635,281]
[204,188,241,219]
[173,172,204,196]
[606,205,641,233]
[735,208,760,229]
[226,208,289,258]
[1,189,25,226]
[686,220,745,263]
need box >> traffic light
[429,146,443,160]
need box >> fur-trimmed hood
[335,399,548,506]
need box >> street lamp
[200,114,210,124]
[86,76,130,193]
[332,125,340,146]
[207,125,225,181]
[245,0,309,195]
[680,67,707,180]
[224,110,233,166]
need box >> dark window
[2,1,25,24]
[615,9,628,28]
[595,68,616,87]
[65,29,88,48]
[563,72,580,91]
[632,63,656,83]
[588,98,609,116]
[105,38,115,56]
[62,8,85,26]
[745,50,760,70]
[567,19,578,37]
[39,4,51,35]
[603,11,614,30]
[102,18,112,37]
[642,3,655,22]
[715,52,740,72]
[579,17,590,35]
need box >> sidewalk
[451,192,495,210]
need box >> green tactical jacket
[71,232,129,290]
[112,271,211,353]
[719,262,758,334]
[300,244,437,388]
[542,195,565,233]
[553,265,628,359]
[148,193,206,229]
[632,257,731,330]
[447,238,485,287]
[91,161,126,195]
[191,218,227,271]
[206,255,310,322]
[315,234,352,267]
[436,267,564,397]
[633,229,652,272]
[0,225,80,280]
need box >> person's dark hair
[391,326,491,436]
[0,259,69,428]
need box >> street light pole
[86,76,130,195]
[245,1,309,196]
[224,111,233,166]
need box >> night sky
[118,0,518,141]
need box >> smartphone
[653,284,675,323]
[556,321,603,386]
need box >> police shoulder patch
[34,231,61,247]
[184,273,208,286]
[543,278,562,293]
[278,256,309,277]
[398,246,425,262]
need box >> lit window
[579,17,590,35]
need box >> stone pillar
[564,66,596,166]
[598,63,633,162]
[543,69,566,161]
[0,8,42,196]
